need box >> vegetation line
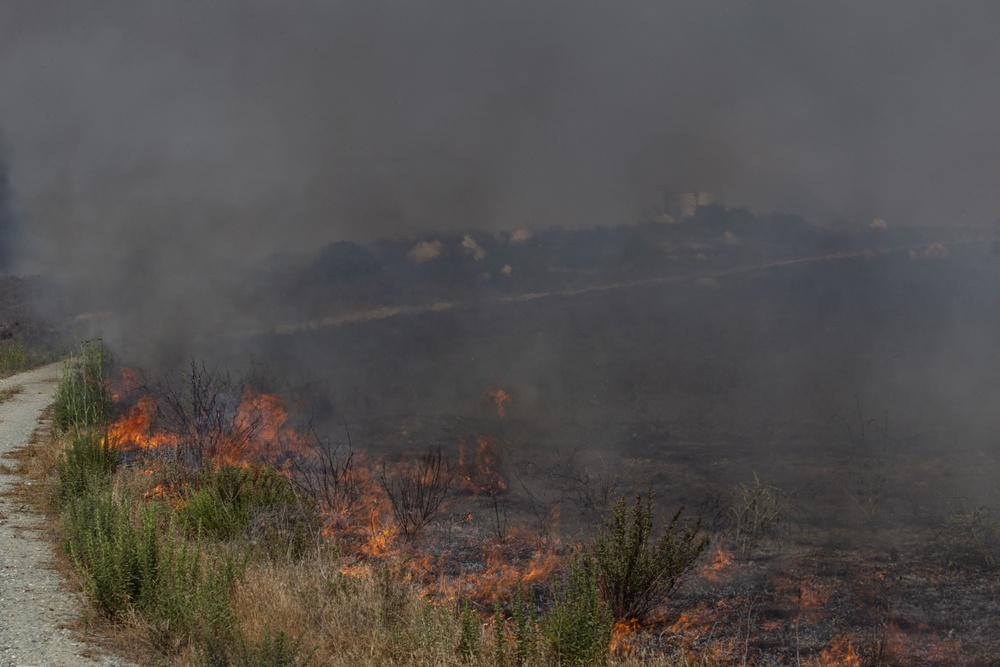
[265,240,970,336]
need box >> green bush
[53,339,113,432]
[543,555,613,666]
[510,583,540,666]
[180,464,318,558]
[63,487,241,643]
[457,599,481,660]
[930,500,1000,569]
[63,489,159,617]
[200,629,315,667]
[57,429,119,503]
[0,341,41,377]
[589,494,708,621]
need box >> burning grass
[25,349,1000,665]
[37,358,726,665]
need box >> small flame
[458,435,507,495]
[480,386,514,417]
[808,635,860,667]
[698,545,734,582]
[611,618,640,654]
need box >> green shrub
[589,494,708,621]
[180,464,317,558]
[456,599,481,660]
[543,554,613,666]
[147,536,241,645]
[510,583,540,666]
[200,629,315,667]
[63,487,241,643]
[57,429,119,503]
[63,489,158,617]
[0,341,40,376]
[492,598,507,666]
[930,500,1000,569]
[53,339,113,432]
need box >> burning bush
[588,494,708,622]
[153,361,277,469]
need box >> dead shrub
[379,446,453,541]
[153,361,267,469]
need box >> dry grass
[16,412,719,665]
[230,551,465,666]
[226,551,722,667]
[1,407,61,509]
[0,384,25,403]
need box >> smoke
[1,1,1000,362]
[0,137,18,270]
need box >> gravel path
[0,363,132,667]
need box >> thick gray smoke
[0,138,17,270]
[1,1,1000,359]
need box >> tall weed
[57,429,119,503]
[53,339,113,432]
[543,555,613,666]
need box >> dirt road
[0,363,130,667]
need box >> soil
[0,363,132,667]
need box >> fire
[423,541,563,604]
[109,366,144,401]
[109,394,178,450]
[808,635,860,667]
[610,618,640,654]
[667,602,717,640]
[794,580,832,624]
[238,391,289,445]
[480,386,514,417]
[107,386,303,468]
[882,620,965,664]
[458,435,507,495]
[698,545,735,582]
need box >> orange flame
[108,387,305,468]
[807,635,860,667]
[458,435,507,495]
[698,545,735,582]
[611,618,640,654]
[109,366,143,402]
[666,602,717,640]
[480,386,514,417]
[109,394,179,450]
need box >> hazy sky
[2,1,1000,276]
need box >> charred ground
[36,209,1000,663]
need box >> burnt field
[55,212,1000,664]
[239,234,1000,664]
